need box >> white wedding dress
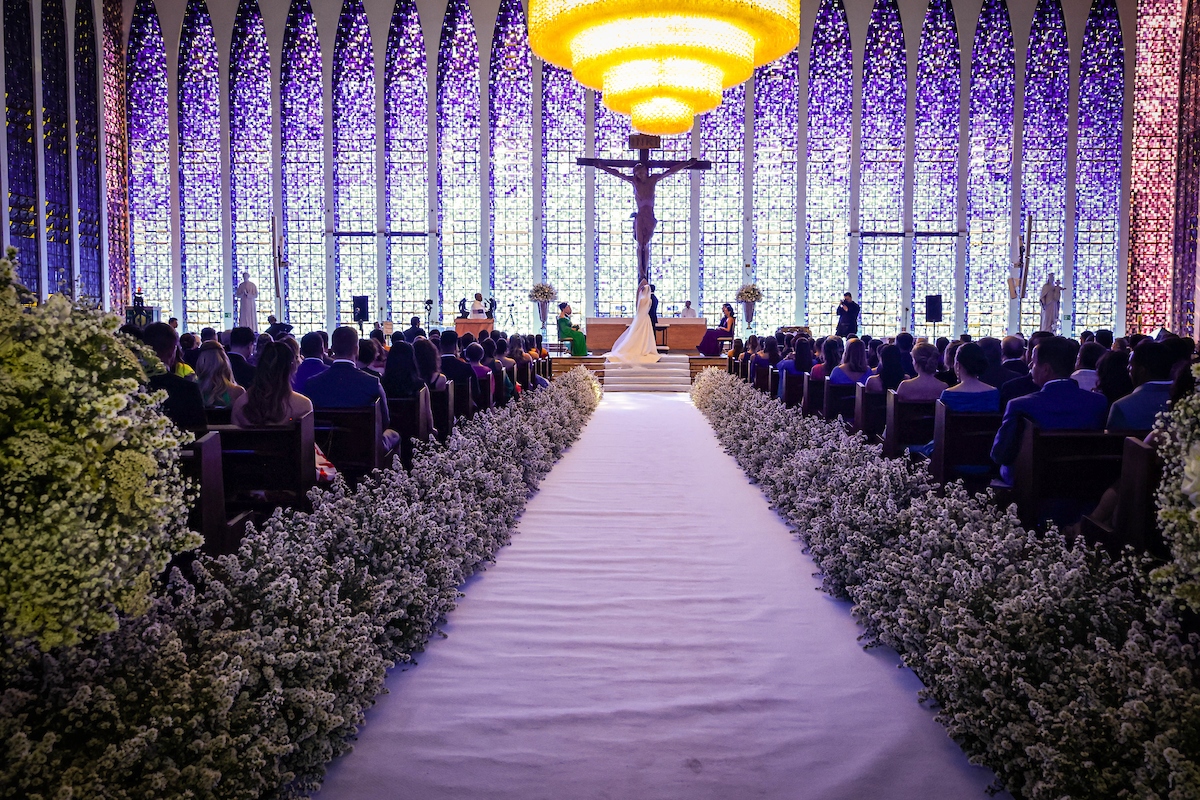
[606,283,661,364]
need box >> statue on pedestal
[235,272,258,331]
[1039,275,1062,334]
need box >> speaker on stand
[352,295,369,335]
[925,294,943,339]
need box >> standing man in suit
[648,285,659,327]
[227,326,257,388]
[990,336,1109,483]
[836,293,859,338]
[1107,340,1174,430]
[438,330,479,415]
[304,327,398,447]
[403,316,426,343]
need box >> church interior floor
[315,393,1002,800]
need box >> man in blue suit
[1107,340,1175,431]
[304,326,398,448]
[991,336,1109,484]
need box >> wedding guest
[293,332,329,393]
[750,336,781,382]
[305,328,398,444]
[1071,342,1105,392]
[998,331,1056,408]
[1107,340,1175,430]
[698,304,736,356]
[496,337,517,370]
[866,338,882,371]
[1113,337,1131,353]
[1094,350,1134,406]
[936,340,961,385]
[978,337,1012,390]
[865,344,906,394]
[811,336,843,381]
[232,340,312,427]
[940,342,999,411]
[1095,329,1114,349]
[195,341,245,409]
[358,339,383,379]
[741,335,759,366]
[728,338,744,362]
[227,326,257,388]
[142,322,206,432]
[465,342,494,405]
[896,343,947,402]
[829,338,870,385]
[534,334,549,359]
[440,331,480,410]
[414,337,447,391]
[1001,336,1029,376]
[179,332,199,362]
[402,316,426,343]
[383,340,424,399]
[480,338,512,405]
[370,328,388,354]
[251,333,272,366]
[895,332,917,377]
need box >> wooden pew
[516,362,533,391]
[431,382,454,443]
[313,398,394,485]
[738,359,750,382]
[205,407,232,426]
[882,392,936,458]
[823,381,857,423]
[802,373,826,417]
[1011,423,1128,529]
[180,431,228,552]
[1081,436,1168,558]
[477,371,495,411]
[504,366,517,399]
[207,411,316,515]
[752,364,771,394]
[929,401,1002,486]
[388,386,432,470]
[453,377,474,420]
[727,354,737,375]
[778,370,805,408]
[769,367,780,398]
[854,384,887,440]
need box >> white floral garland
[1154,364,1200,613]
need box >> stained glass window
[437,0,480,323]
[1074,0,1123,333]
[966,0,1014,336]
[701,84,746,325]
[1129,0,1182,333]
[489,0,534,328]
[1019,0,1068,335]
[178,0,223,330]
[912,0,959,338]
[541,65,586,318]
[281,0,326,332]
[103,0,130,309]
[334,0,378,325]
[858,0,906,337]
[4,0,39,292]
[127,0,172,314]
[648,131,691,318]
[1176,0,1200,336]
[806,0,853,335]
[230,0,274,330]
[75,0,104,303]
[42,0,72,296]
[385,0,428,326]
[753,51,799,334]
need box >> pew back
[779,370,805,408]
[823,381,857,422]
[313,399,388,484]
[208,411,316,513]
[180,431,227,552]
[883,392,936,458]
[930,401,1002,485]
[1013,423,1127,528]
[388,386,432,470]
[431,383,455,443]
[854,384,887,440]
[802,373,826,416]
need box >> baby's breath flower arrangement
[0,247,198,649]
[1153,362,1200,612]
[528,283,558,303]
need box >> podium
[455,318,493,338]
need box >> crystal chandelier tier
[529,0,799,135]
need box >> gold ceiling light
[529,0,799,136]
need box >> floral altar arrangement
[528,283,559,303]
[691,368,1200,799]
[734,284,763,303]
[1,367,601,798]
[0,247,199,650]
[1153,363,1200,614]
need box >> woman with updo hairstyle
[938,341,999,411]
[895,342,948,401]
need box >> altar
[455,318,493,338]
[585,317,707,352]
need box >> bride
[606,278,661,364]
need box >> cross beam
[576,157,712,170]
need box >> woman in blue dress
[939,342,999,411]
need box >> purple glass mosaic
[701,84,746,325]
[103,0,130,309]
[541,65,587,316]
[5,0,40,292]
[42,0,72,296]
[75,0,104,303]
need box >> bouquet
[529,283,558,303]
[735,284,763,303]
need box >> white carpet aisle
[316,393,1001,800]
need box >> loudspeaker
[351,295,369,323]
[924,294,943,324]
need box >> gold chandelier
[528,0,799,135]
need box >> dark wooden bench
[769,367,780,398]
[727,354,737,375]
[929,401,1002,486]
[477,371,494,411]
[1011,423,1129,529]
[802,373,825,417]
[854,384,886,440]
[454,377,475,420]
[207,411,316,515]
[388,386,433,470]
[752,364,771,394]
[313,398,396,484]
[205,407,232,426]
[1081,436,1168,558]
[738,358,750,382]
[823,381,857,423]
[179,430,251,554]
[882,392,936,458]
[431,382,455,443]
[778,369,805,408]
[516,362,533,391]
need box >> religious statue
[594,160,702,281]
[1039,275,1062,334]
[235,272,258,330]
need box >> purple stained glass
[334,0,378,325]
[701,84,746,325]
[541,65,586,316]
[75,0,104,303]
[966,0,1014,336]
[806,0,852,335]
[437,0,479,323]
[1019,0,1068,335]
[230,0,274,330]
[42,0,72,296]
[281,0,325,332]
[1074,0,1123,333]
[858,0,906,336]
[103,0,130,309]
[127,0,172,314]
[1176,0,1200,335]
[754,50,800,334]
[490,0,534,327]
[912,0,959,337]
[385,0,428,325]
[5,0,39,292]
[178,0,224,330]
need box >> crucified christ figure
[594,159,702,282]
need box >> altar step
[602,354,693,392]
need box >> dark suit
[148,372,207,432]
[1107,382,1172,431]
[991,379,1109,480]
[1001,358,1029,376]
[303,361,391,427]
[649,294,659,327]
[227,352,256,389]
[998,373,1038,409]
[182,348,201,368]
[835,301,859,338]
[441,354,479,413]
[981,363,1017,393]
[403,325,426,343]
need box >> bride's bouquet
[736,284,764,303]
[529,283,558,303]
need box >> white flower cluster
[528,283,559,303]
[0,367,602,799]
[0,246,199,649]
[692,368,1200,799]
[734,283,763,303]
[1152,370,1200,614]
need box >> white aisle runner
[317,393,999,800]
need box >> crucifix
[578,134,711,282]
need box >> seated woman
[381,340,437,435]
[533,334,549,359]
[728,338,744,362]
[939,342,999,411]
[810,336,842,380]
[414,338,448,392]
[750,336,782,382]
[1094,350,1133,407]
[697,303,736,356]
[829,338,870,385]
[776,338,813,399]
[195,341,245,409]
[895,342,948,402]
[864,343,906,393]
[741,335,759,366]
[232,341,312,427]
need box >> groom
[648,285,659,327]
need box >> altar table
[584,317,707,351]
[455,318,493,338]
